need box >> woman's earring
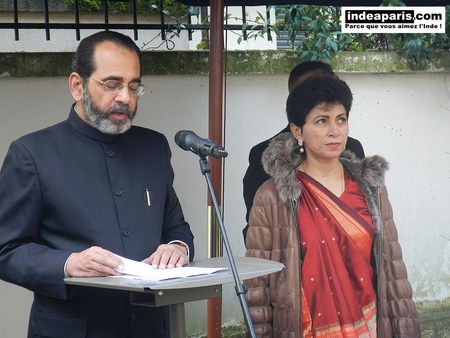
[298,140,305,153]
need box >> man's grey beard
[82,82,137,135]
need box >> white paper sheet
[114,255,227,281]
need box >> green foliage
[278,5,345,63]
[270,1,449,69]
[399,35,434,68]
[235,8,277,45]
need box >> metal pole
[207,0,225,337]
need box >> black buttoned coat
[0,107,194,338]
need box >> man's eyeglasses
[89,77,146,97]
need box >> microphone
[174,130,228,158]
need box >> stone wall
[1,50,449,77]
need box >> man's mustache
[105,104,134,118]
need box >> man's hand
[142,243,188,269]
[65,246,124,277]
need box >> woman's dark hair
[71,30,142,78]
[286,76,353,128]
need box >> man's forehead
[91,41,140,76]
[92,41,130,61]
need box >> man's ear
[69,72,84,102]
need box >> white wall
[0,72,449,336]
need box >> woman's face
[291,102,349,162]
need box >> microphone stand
[198,155,256,338]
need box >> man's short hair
[288,61,334,92]
[71,30,142,79]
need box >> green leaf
[326,37,338,53]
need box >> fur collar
[261,132,388,205]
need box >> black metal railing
[0,0,267,43]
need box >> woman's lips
[326,142,341,149]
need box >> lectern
[65,256,284,338]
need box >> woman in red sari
[245,76,420,337]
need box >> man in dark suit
[0,31,194,338]
[242,62,365,242]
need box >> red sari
[297,168,377,337]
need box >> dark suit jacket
[0,107,194,338]
[242,126,365,242]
